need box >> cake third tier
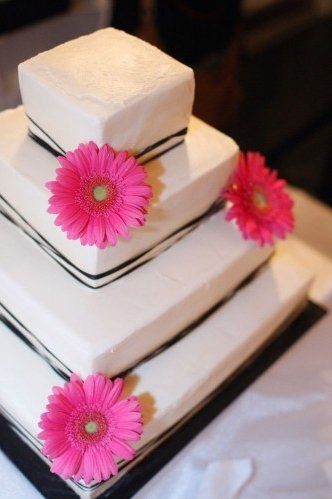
[0,203,272,378]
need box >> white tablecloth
[1,189,331,499]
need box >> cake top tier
[21,28,192,111]
[18,28,194,160]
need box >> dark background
[1,0,331,205]
[114,0,332,206]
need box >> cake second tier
[0,107,237,287]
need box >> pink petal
[113,428,142,440]
[42,436,70,459]
[111,397,141,414]
[124,185,152,196]
[111,213,131,238]
[80,447,94,484]
[102,378,123,409]
[121,171,147,185]
[63,378,86,405]
[83,374,97,404]
[124,195,150,207]
[104,220,118,246]
[112,151,129,174]
[91,374,109,401]
[92,217,106,246]
[51,447,82,479]
[95,448,116,481]
[109,438,136,460]
[69,213,90,237]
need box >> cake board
[0,301,326,499]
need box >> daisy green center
[85,420,98,434]
[93,185,108,202]
[253,188,268,209]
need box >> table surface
[1,188,331,499]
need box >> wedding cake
[0,28,313,498]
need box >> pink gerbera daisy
[38,373,143,484]
[223,151,294,246]
[46,142,153,249]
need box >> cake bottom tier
[0,248,313,498]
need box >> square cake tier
[18,28,194,162]
[0,247,313,497]
[0,108,238,287]
[0,206,273,378]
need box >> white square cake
[0,26,317,499]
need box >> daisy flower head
[38,373,143,484]
[223,151,294,246]
[46,142,153,249]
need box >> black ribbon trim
[116,256,272,379]
[0,252,271,384]
[0,304,71,381]
[0,193,225,289]
[140,139,185,165]
[0,302,326,497]
[135,128,187,160]
[26,113,187,162]
[28,129,65,157]
[27,114,65,155]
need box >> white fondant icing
[0,107,238,286]
[0,25,315,499]
[0,206,272,377]
[18,28,194,157]
[0,248,312,498]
